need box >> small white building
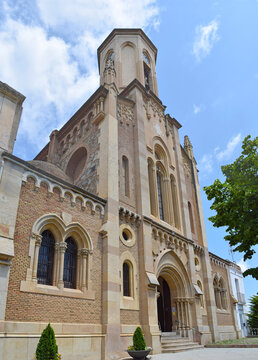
[229,263,248,337]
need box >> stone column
[58,242,67,289]
[76,250,81,289]
[32,234,42,281]
[52,242,59,286]
[181,301,187,336]
[98,84,121,359]
[80,248,88,292]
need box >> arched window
[143,51,152,90]
[37,230,55,285]
[123,262,131,297]
[156,167,164,221]
[188,201,195,233]
[197,280,204,308]
[148,159,156,216]
[122,156,129,197]
[213,277,221,309]
[122,44,136,86]
[219,278,227,310]
[63,237,77,289]
[79,120,85,138]
[171,175,180,229]
[105,51,115,69]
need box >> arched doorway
[157,276,172,332]
[155,250,193,335]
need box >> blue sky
[0,0,257,304]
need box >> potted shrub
[35,323,61,360]
[127,327,152,360]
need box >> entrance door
[157,277,172,332]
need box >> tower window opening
[123,262,131,297]
[157,170,164,221]
[144,64,151,90]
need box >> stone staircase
[161,332,204,353]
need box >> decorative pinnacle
[184,135,193,159]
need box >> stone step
[162,342,199,349]
[162,344,204,353]
[161,338,192,344]
[162,342,200,348]
[161,332,177,336]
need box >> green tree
[204,135,258,279]
[247,293,258,329]
[133,327,146,350]
[36,323,58,360]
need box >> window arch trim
[120,251,139,310]
[20,214,95,300]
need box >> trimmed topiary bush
[36,323,59,360]
[132,327,146,351]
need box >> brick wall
[120,310,140,324]
[5,178,103,323]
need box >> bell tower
[97,29,159,96]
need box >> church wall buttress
[118,99,137,210]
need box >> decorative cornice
[193,243,204,255]
[209,252,229,268]
[143,216,194,244]
[0,81,26,104]
[21,170,105,217]
[2,152,106,208]
[119,207,141,227]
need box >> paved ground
[150,348,258,360]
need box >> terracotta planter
[127,348,152,360]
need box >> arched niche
[121,42,136,86]
[65,147,87,183]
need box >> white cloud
[193,103,205,115]
[237,258,249,273]
[0,19,99,153]
[198,154,214,174]
[37,0,160,37]
[193,20,219,62]
[215,133,242,161]
[0,1,160,157]
[198,133,242,179]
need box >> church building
[0,29,242,360]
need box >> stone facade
[0,29,243,360]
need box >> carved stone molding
[143,97,165,122]
[151,226,189,262]
[193,244,204,255]
[118,103,135,126]
[93,97,105,125]
[210,254,227,268]
[22,171,105,217]
[119,207,141,227]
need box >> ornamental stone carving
[118,103,135,126]
[143,97,165,122]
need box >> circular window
[120,224,135,247]
[122,230,131,241]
